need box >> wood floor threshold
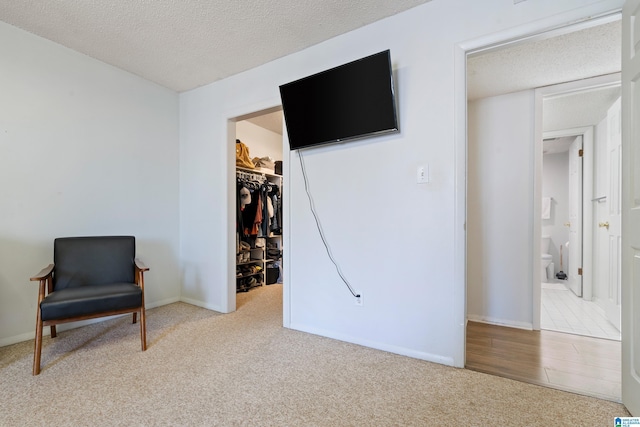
[465,321,622,403]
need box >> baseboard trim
[466,315,533,330]
[179,296,224,313]
[146,296,181,309]
[0,331,38,348]
[0,296,182,348]
[289,322,455,367]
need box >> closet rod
[236,170,266,182]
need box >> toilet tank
[541,235,551,254]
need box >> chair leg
[50,325,57,338]
[33,313,43,375]
[139,307,147,351]
[132,312,137,324]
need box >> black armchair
[30,236,148,375]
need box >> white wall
[467,91,535,328]
[0,21,181,345]
[542,150,571,274]
[236,120,283,164]
[179,0,623,367]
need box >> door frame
[225,101,291,328]
[540,128,589,301]
[621,1,640,413]
[455,6,622,366]
[535,74,621,326]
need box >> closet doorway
[231,107,285,310]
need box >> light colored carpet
[0,284,629,426]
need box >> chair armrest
[134,258,149,272]
[30,264,54,281]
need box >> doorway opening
[463,13,622,401]
[230,107,285,311]
[539,79,621,341]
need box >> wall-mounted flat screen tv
[279,50,399,150]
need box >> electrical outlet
[355,294,363,306]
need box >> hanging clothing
[270,186,282,235]
[251,193,263,236]
[236,170,282,238]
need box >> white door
[567,136,583,297]
[603,97,622,331]
[622,0,640,415]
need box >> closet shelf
[237,259,263,266]
[236,165,281,178]
[237,271,263,279]
[237,281,262,293]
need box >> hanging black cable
[298,150,360,299]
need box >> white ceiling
[541,83,620,155]
[543,84,621,132]
[467,19,621,101]
[258,18,624,138]
[468,18,621,154]
[1,2,622,137]
[246,111,284,135]
[542,136,577,155]
[0,0,431,93]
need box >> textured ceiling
[0,0,431,92]
[1,1,621,136]
[540,84,620,155]
[252,18,623,138]
[467,20,621,101]
[543,84,621,133]
[469,18,621,153]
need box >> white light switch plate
[417,165,429,184]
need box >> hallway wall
[467,90,535,328]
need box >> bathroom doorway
[541,132,584,297]
[539,81,622,341]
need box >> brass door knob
[599,221,610,230]
[564,222,571,227]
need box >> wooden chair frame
[30,259,148,375]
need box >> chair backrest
[53,236,136,290]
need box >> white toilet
[541,235,554,282]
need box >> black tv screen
[279,50,398,150]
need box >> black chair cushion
[40,283,142,321]
[53,236,135,291]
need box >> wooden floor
[466,321,621,402]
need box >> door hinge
[578,267,583,276]
[578,149,584,157]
